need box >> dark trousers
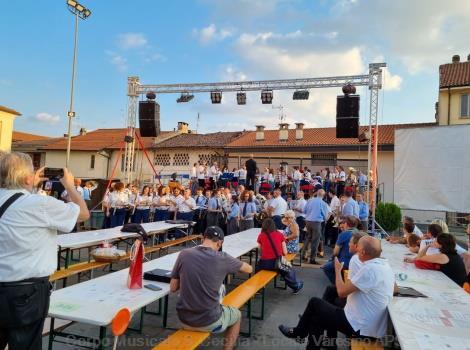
[132,209,150,223]
[294,297,357,350]
[0,277,51,350]
[322,285,347,340]
[193,209,207,234]
[256,259,300,291]
[154,209,169,222]
[246,172,256,190]
[177,211,194,221]
[198,179,205,188]
[296,216,306,242]
[110,208,126,227]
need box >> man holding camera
[0,152,89,350]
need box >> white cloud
[382,68,402,91]
[117,33,148,50]
[106,51,127,71]
[33,112,60,125]
[144,53,167,63]
[193,24,233,45]
[221,65,248,81]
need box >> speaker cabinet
[139,101,161,137]
[336,95,359,138]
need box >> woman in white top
[106,182,130,227]
[176,188,196,221]
[238,166,247,186]
[153,186,170,221]
[167,187,182,220]
[336,165,346,196]
[132,186,152,223]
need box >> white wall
[44,151,109,179]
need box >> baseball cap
[204,226,225,241]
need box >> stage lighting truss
[176,93,194,103]
[236,92,246,105]
[261,90,273,104]
[293,90,309,100]
[210,91,222,104]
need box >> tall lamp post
[65,0,91,167]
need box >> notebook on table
[143,268,172,283]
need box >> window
[311,153,337,166]
[155,153,171,166]
[173,153,189,166]
[461,94,470,118]
[90,154,95,169]
[198,154,215,164]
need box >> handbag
[265,231,292,273]
[127,239,144,289]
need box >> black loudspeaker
[336,94,359,138]
[139,101,161,137]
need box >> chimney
[79,128,87,136]
[177,121,189,134]
[452,54,460,63]
[279,123,289,142]
[295,122,304,140]
[255,125,265,141]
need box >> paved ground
[43,245,335,350]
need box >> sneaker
[278,325,305,343]
[309,259,321,265]
[293,281,304,295]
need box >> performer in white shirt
[197,161,206,188]
[0,152,89,350]
[209,161,219,190]
[106,182,130,227]
[177,188,196,221]
[132,186,152,223]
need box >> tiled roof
[0,105,21,116]
[225,123,436,148]
[12,131,49,142]
[156,132,244,149]
[15,129,175,151]
[439,61,470,88]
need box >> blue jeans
[322,260,335,284]
[110,208,126,228]
[132,209,150,223]
[177,211,194,221]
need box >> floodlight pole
[125,77,140,184]
[66,13,79,168]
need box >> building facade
[437,54,470,125]
[0,105,21,151]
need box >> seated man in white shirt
[279,236,395,349]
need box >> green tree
[375,202,402,232]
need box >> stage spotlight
[236,92,246,105]
[261,90,273,104]
[211,91,222,104]
[176,93,194,103]
[293,90,309,100]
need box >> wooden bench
[351,338,384,350]
[50,235,202,287]
[152,270,278,350]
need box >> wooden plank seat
[152,270,278,350]
[351,338,384,350]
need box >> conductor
[245,154,257,191]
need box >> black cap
[204,226,224,241]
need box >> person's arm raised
[59,168,89,223]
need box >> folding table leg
[48,317,55,350]
[162,295,169,328]
[98,326,107,350]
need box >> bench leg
[48,317,55,350]
[144,298,162,316]
[240,299,252,337]
[162,295,169,328]
[252,287,265,321]
[98,326,107,350]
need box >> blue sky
[1,0,469,136]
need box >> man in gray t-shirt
[170,226,253,350]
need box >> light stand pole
[65,0,91,167]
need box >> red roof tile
[439,61,470,88]
[225,123,435,148]
[12,131,49,142]
[157,132,243,149]
[42,129,174,151]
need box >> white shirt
[347,254,363,279]
[191,166,197,178]
[107,191,130,208]
[419,238,440,255]
[209,166,218,178]
[345,257,395,338]
[0,189,80,281]
[270,196,288,216]
[168,194,181,212]
[338,171,346,181]
[329,196,341,213]
[136,195,152,209]
[239,168,246,180]
[293,198,306,218]
[177,197,196,213]
[197,166,206,180]
[76,185,84,198]
[293,170,301,181]
[413,225,423,237]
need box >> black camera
[44,168,64,179]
